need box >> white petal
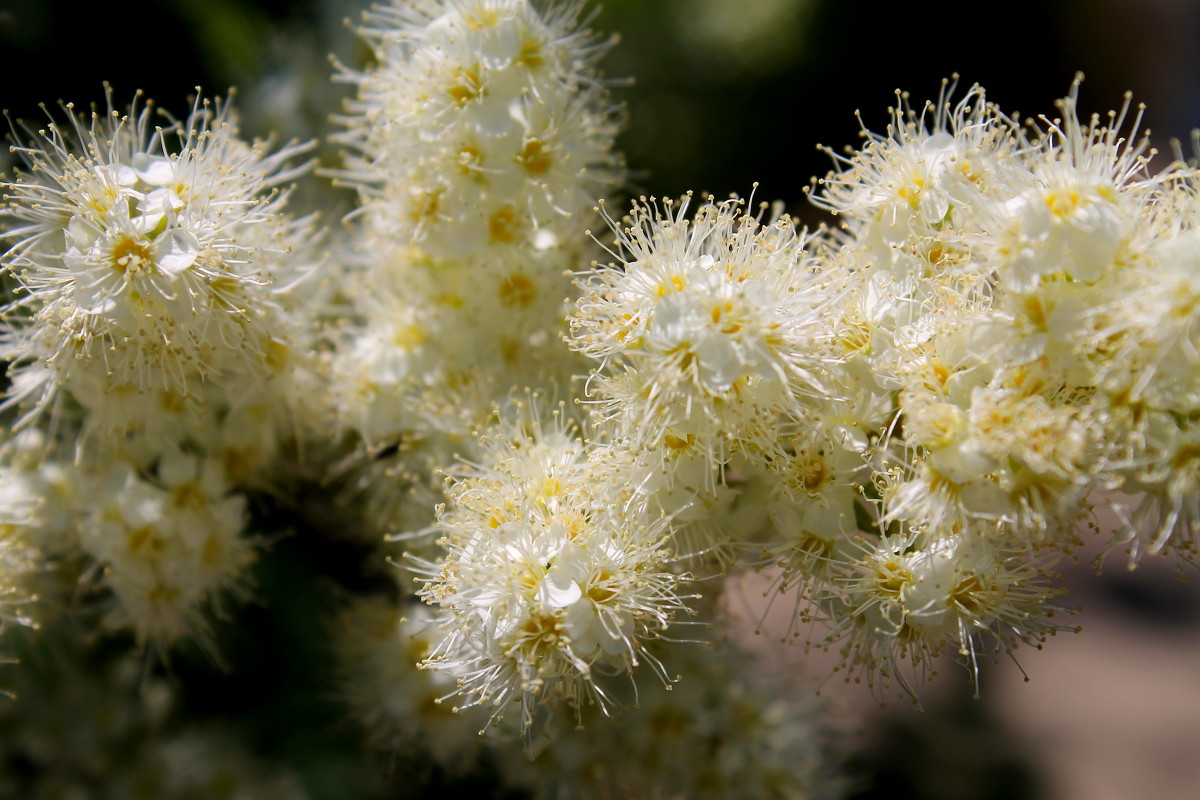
[538,570,581,608]
[133,155,176,187]
[154,230,201,277]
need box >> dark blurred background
[4,0,1199,220]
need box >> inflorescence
[1,1,1197,796]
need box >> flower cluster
[4,1,1200,796]
[563,77,1200,700]
[0,90,317,646]
[411,404,691,732]
[331,0,621,432]
[570,193,830,473]
[327,0,625,554]
[335,0,621,255]
[2,91,313,442]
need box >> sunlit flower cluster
[570,192,830,476]
[335,0,622,256]
[412,405,691,732]
[564,76,1200,701]
[0,89,316,645]
[4,0,1200,796]
[2,90,313,442]
[328,0,625,550]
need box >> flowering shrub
[1,0,1197,797]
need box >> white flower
[331,596,499,767]
[1,89,313,439]
[336,0,623,258]
[77,453,255,647]
[810,80,1015,264]
[1116,415,1200,564]
[570,194,829,471]
[412,407,691,733]
[827,529,1070,698]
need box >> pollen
[201,534,224,567]
[171,481,207,510]
[462,8,500,30]
[586,571,618,604]
[838,316,872,352]
[110,236,154,276]
[408,190,442,224]
[1045,189,1082,219]
[663,432,695,451]
[795,455,828,492]
[655,275,687,297]
[516,139,552,175]
[488,207,520,243]
[873,559,914,598]
[516,38,544,69]
[127,526,166,555]
[447,67,484,105]
[457,145,484,177]
[498,273,537,307]
[391,325,428,350]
